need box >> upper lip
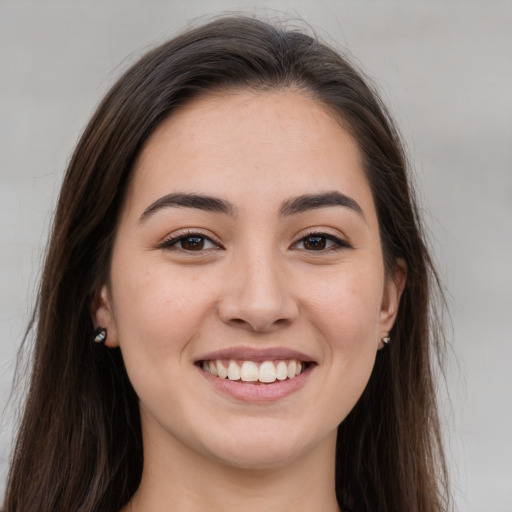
[195,346,316,363]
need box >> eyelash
[291,231,352,252]
[159,230,222,252]
[159,230,351,253]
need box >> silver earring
[382,336,390,344]
[94,327,107,344]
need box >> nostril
[217,281,299,332]
[226,315,293,332]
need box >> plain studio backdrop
[0,1,511,510]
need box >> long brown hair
[4,16,450,512]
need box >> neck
[123,425,341,512]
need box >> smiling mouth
[199,359,311,384]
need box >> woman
[4,15,450,512]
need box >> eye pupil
[181,236,205,250]
[304,235,326,250]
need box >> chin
[210,442,307,470]
[196,418,333,470]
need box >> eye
[292,233,350,251]
[160,232,220,252]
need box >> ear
[91,284,119,348]
[379,258,407,347]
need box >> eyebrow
[139,190,364,223]
[279,191,364,219]
[139,192,238,222]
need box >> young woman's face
[95,90,402,469]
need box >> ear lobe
[91,285,119,348]
[379,258,407,335]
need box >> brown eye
[303,235,327,250]
[180,236,206,251]
[293,233,351,252]
[161,233,220,251]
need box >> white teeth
[287,360,297,379]
[240,361,259,382]
[228,360,240,380]
[203,358,307,382]
[208,360,218,377]
[276,361,288,380]
[216,361,228,379]
[259,361,277,383]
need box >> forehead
[126,89,376,223]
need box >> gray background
[1,1,511,510]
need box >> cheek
[110,256,217,362]
[299,263,384,351]
[301,268,382,424]
[109,262,214,414]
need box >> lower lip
[198,366,313,402]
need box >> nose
[217,250,298,333]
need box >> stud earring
[94,327,107,344]
[378,335,391,350]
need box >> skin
[94,89,405,512]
